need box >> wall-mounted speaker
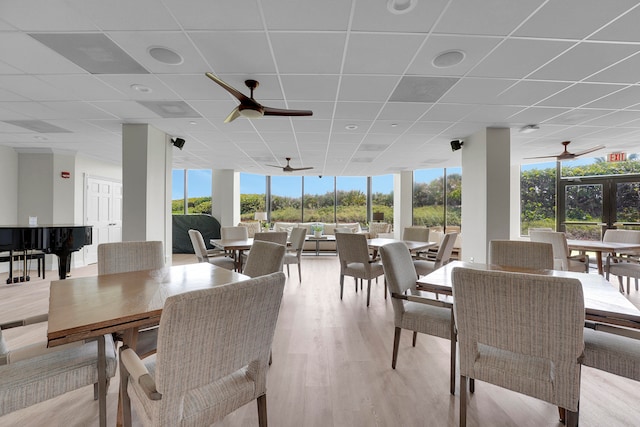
[171,137,185,150]
[450,140,463,151]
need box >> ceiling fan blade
[523,154,562,160]
[265,164,283,168]
[573,145,605,157]
[263,106,313,117]
[223,106,242,123]
[205,72,252,104]
[290,167,314,171]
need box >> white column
[393,171,413,239]
[212,169,240,227]
[461,127,511,263]
[122,124,172,263]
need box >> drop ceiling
[1,0,640,176]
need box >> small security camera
[319,175,323,178]
[171,137,186,150]
[450,140,463,151]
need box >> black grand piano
[0,225,92,283]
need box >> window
[445,168,461,230]
[371,174,393,225]
[336,176,367,226]
[172,169,212,215]
[240,173,267,221]
[303,176,335,222]
[271,176,302,223]
[520,161,556,235]
[413,168,445,228]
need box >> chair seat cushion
[0,334,117,416]
[402,302,451,339]
[608,262,640,278]
[583,328,640,381]
[344,262,384,279]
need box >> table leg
[596,251,603,275]
[237,249,244,272]
[117,328,139,427]
[316,240,320,256]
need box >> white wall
[212,169,240,227]
[393,171,413,239]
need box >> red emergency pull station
[61,171,70,179]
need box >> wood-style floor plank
[0,253,639,426]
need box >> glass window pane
[413,169,444,228]
[616,182,640,228]
[336,176,367,226]
[445,168,462,232]
[271,176,302,223]
[520,162,556,235]
[303,176,335,222]
[371,175,393,226]
[564,183,603,240]
[172,169,185,215]
[240,173,267,222]
[187,169,212,214]
[562,153,640,178]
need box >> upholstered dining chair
[284,227,307,282]
[335,232,385,307]
[239,221,261,237]
[488,239,554,270]
[119,272,286,427]
[0,314,117,420]
[254,231,287,245]
[368,222,391,238]
[379,242,456,394]
[188,229,236,270]
[603,229,640,293]
[582,322,640,383]
[529,230,589,272]
[98,241,165,358]
[221,225,249,240]
[413,232,458,277]
[452,268,585,427]
[243,240,285,278]
[402,226,430,243]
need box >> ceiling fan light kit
[266,157,314,173]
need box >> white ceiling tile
[344,33,424,75]
[280,75,340,101]
[334,102,384,120]
[491,81,572,106]
[439,78,514,104]
[73,0,179,30]
[190,32,276,74]
[1,0,99,31]
[589,5,640,42]
[338,75,400,102]
[0,33,88,74]
[586,53,640,84]
[270,32,345,74]
[351,0,448,32]
[378,102,432,121]
[263,0,352,31]
[162,0,263,30]
[537,83,622,108]
[582,86,640,109]
[508,107,572,124]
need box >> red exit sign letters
[608,152,626,162]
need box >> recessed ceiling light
[189,121,197,125]
[345,124,358,130]
[432,50,465,68]
[391,123,398,127]
[33,135,48,141]
[130,84,152,93]
[387,0,417,14]
[519,124,540,133]
[148,46,183,65]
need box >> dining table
[210,237,254,272]
[417,260,640,330]
[566,239,640,275]
[367,237,436,259]
[47,262,248,427]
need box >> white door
[85,177,122,264]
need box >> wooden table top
[367,237,436,252]
[417,261,640,329]
[47,263,247,347]
[210,238,254,250]
[566,239,640,253]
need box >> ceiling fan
[266,157,314,172]
[525,141,605,161]
[205,72,313,123]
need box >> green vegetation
[172,197,212,215]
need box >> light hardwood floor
[1,254,639,427]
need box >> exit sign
[608,152,627,162]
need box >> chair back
[188,229,210,263]
[254,231,288,245]
[289,227,307,252]
[335,226,353,234]
[529,230,571,270]
[603,229,640,244]
[221,226,249,240]
[452,267,584,411]
[238,221,261,237]
[434,232,458,266]
[335,233,370,267]
[243,240,285,277]
[379,242,419,319]
[402,226,429,242]
[153,272,285,425]
[97,241,164,275]
[489,240,554,270]
[368,222,391,238]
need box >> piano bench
[0,251,46,280]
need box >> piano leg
[56,251,72,280]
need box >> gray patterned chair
[488,239,554,270]
[379,242,456,394]
[452,268,584,427]
[189,229,236,271]
[0,314,117,420]
[243,240,285,278]
[529,230,589,272]
[335,232,385,307]
[98,240,165,358]
[583,322,640,382]
[119,272,286,427]
[413,232,457,277]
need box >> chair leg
[459,375,467,427]
[558,407,565,424]
[366,279,372,307]
[450,311,456,395]
[469,378,474,393]
[384,278,387,300]
[119,348,132,427]
[618,276,625,293]
[297,263,302,282]
[392,327,401,369]
[340,275,344,300]
[286,264,290,277]
[257,394,268,427]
